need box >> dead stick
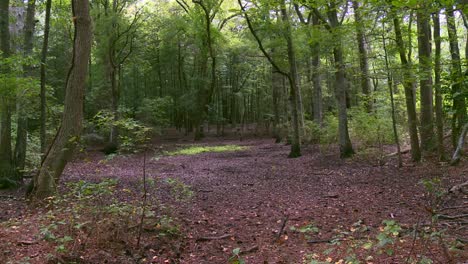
[275,215,289,241]
[196,234,232,242]
[239,245,259,255]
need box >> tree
[446,6,467,148]
[239,0,302,157]
[0,0,13,187]
[432,11,445,160]
[15,0,37,179]
[31,0,92,200]
[312,1,355,158]
[416,3,434,151]
[40,0,52,154]
[391,8,421,162]
[352,0,372,112]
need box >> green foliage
[136,97,173,128]
[92,110,152,152]
[165,178,194,202]
[166,144,248,156]
[348,107,397,147]
[228,247,245,264]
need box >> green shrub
[92,110,152,153]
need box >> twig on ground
[275,215,289,242]
[196,234,232,242]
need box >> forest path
[62,138,465,263]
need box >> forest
[0,0,467,263]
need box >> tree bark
[280,0,301,157]
[446,7,467,148]
[31,0,92,200]
[40,0,52,154]
[451,122,468,165]
[272,68,282,143]
[311,15,322,126]
[416,6,434,151]
[432,12,446,161]
[352,0,372,112]
[0,0,13,187]
[382,20,402,167]
[15,0,36,180]
[327,2,354,158]
[392,12,421,162]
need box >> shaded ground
[1,137,467,263]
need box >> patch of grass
[166,144,248,156]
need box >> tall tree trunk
[446,7,467,148]
[432,12,446,161]
[272,68,282,143]
[0,0,13,187]
[280,0,301,157]
[40,0,52,154]
[311,15,322,126]
[15,0,36,180]
[328,2,354,158]
[382,20,402,167]
[393,12,421,162]
[31,0,92,200]
[416,7,434,151]
[352,0,372,112]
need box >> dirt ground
[1,136,467,264]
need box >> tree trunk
[450,122,468,165]
[40,0,52,154]
[392,12,421,162]
[328,2,354,158]
[31,0,92,200]
[280,0,301,157]
[416,7,434,151]
[446,7,467,148]
[0,0,13,187]
[352,0,372,112]
[15,0,36,180]
[311,15,322,126]
[432,12,446,161]
[272,69,282,143]
[382,20,402,167]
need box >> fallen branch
[386,148,410,158]
[239,245,259,255]
[275,215,289,242]
[449,181,468,194]
[196,234,232,242]
[438,214,468,220]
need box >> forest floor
[0,134,467,264]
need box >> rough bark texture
[446,7,467,149]
[15,0,36,180]
[0,0,13,187]
[40,0,52,154]
[393,13,421,162]
[352,0,372,112]
[432,12,446,161]
[416,8,434,151]
[328,2,354,158]
[280,0,301,158]
[31,0,92,200]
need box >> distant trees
[0,0,467,198]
